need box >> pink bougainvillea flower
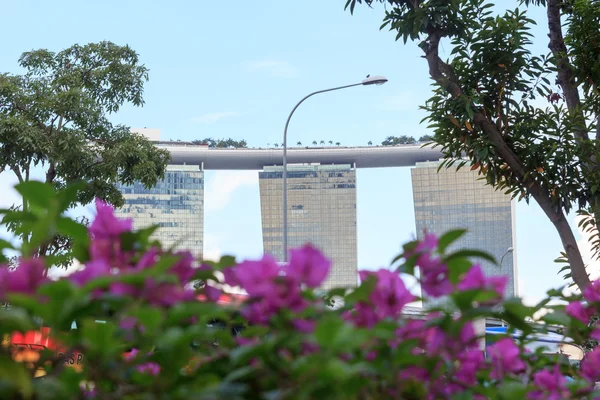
[230,255,281,297]
[417,253,453,298]
[287,244,331,288]
[455,350,484,386]
[4,258,49,295]
[458,264,507,298]
[424,326,447,355]
[109,282,138,297]
[528,365,570,400]
[124,348,139,361]
[292,318,315,333]
[89,199,133,238]
[262,277,306,312]
[88,199,133,267]
[415,232,439,253]
[133,248,160,271]
[344,302,379,328]
[584,280,600,303]
[391,319,426,349]
[488,337,526,379]
[565,301,593,323]
[69,260,111,286]
[397,366,429,383]
[141,279,195,307]
[222,266,240,287]
[228,254,309,324]
[362,269,414,320]
[204,284,221,303]
[240,302,271,325]
[236,337,259,347]
[169,250,196,283]
[136,362,160,376]
[457,321,480,351]
[581,347,600,383]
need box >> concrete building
[259,164,358,289]
[114,164,204,259]
[411,160,517,298]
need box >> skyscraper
[411,160,517,298]
[259,164,358,289]
[115,164,204,259]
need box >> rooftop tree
[0,41,170,259]
[191,138,248,148]
[346,0,600,291]
[381,135,417,145]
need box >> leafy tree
[274,143,279,148]
[0,41,170,259]
[418,134,434,142]
[297,141,302,146]
[312,140,318,145]
[381,135,417,146]
[368,140,373,145]
[320,140,326,145]
[328,140,334,145]
[191,138,247,148]
[346,0,600,291]
[336,142,341,146]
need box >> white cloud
[191,112,238,124]
[244,59,296,78]
[204,170,258,212]
[203,233,222,261]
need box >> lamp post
[281,75,388,262]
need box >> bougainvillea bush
[1,181,600,399]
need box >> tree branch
[9,165,24,183]
[547,0,587,139]
[423,29,591,289]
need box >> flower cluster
[0,199,199,306]
[223,244,330,326]
[3,197,600,400]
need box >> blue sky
[0,1,594,304]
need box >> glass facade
[411,160,517,299]
[114,165,204,259]
[259,164,358,289]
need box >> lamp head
[362,75,388,86]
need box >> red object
[10,327,57,350]
[196,292,247,306]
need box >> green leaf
[57,181,87,212]
[438,229,467,253]
[446,257,473,284]
[445,249,497,265]
[81,319,120,359]
[0,308,35,334]
[502,298,533,320]
[56,217,88,242]
[315,316,344,348]
[345,275,376,304]
[128,306,164,332]
[498,381,528,400]
[0,357,33,399]
[541,310,570,326]
[14,181,55,209]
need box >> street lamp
[500,247,514,268]
[281,75,388,262]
